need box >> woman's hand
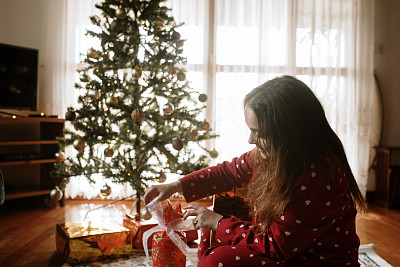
[183,204,223,231]
[143,180,183,205]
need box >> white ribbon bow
[142,196,199,265]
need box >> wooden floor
[0,197,399,267]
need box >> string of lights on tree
[51,0,218,219]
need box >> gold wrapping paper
[56,220,132,264]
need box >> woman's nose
[248,133,256,144]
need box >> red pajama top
[179,149,360,266]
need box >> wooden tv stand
[0,117,64,202]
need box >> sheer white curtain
[168,0,375,195]
[43,0,95,116]
[54,0,374,198]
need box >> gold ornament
[163,102,174,115]
[172,138,184,151]
[115,7,126,19]
[100,184,112,196]
[87,48,98,58]
[210,149,219,159]
[200,119,211,131]
[106,95,118,106]
[55,152,65,162]
[131,108,144,123]
[73,138,85,152]
[186,129,199,140]
[110,19,123,31]
[157,171,167,183]
[88,89,101,100]
[50,186,63,201]
[133,65,142,79]
[104,146,114,157]
[198,93,208,102]
[140,208,152,220]
[177,72,186,81]
[154,16,165,29]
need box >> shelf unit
[374,146,400,209]
[0,117,64,201]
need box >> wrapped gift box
[123,219,157,250]
[152,228,187,267]
[56,220,132,264]
[123,218,198,250]
[150,200,189,267]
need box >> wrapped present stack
[56,220,132,264]
[55,197,201,265]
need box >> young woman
[144,75,366,266]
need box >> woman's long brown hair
[244,76,367,235]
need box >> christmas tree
[51,0,217,215]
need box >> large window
[169,0,358,162]
[68,0,373,197]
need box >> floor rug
[62,244,392,267]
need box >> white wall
[375,0,400,148]
[0,0,60,116]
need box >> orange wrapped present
[56,220,132,264]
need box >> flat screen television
[0,43,38,111]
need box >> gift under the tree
[152,229,187,267]
[123,218,157,250]
[144,199,199,266]
[123,215,198,250]
[56,220,132,264]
